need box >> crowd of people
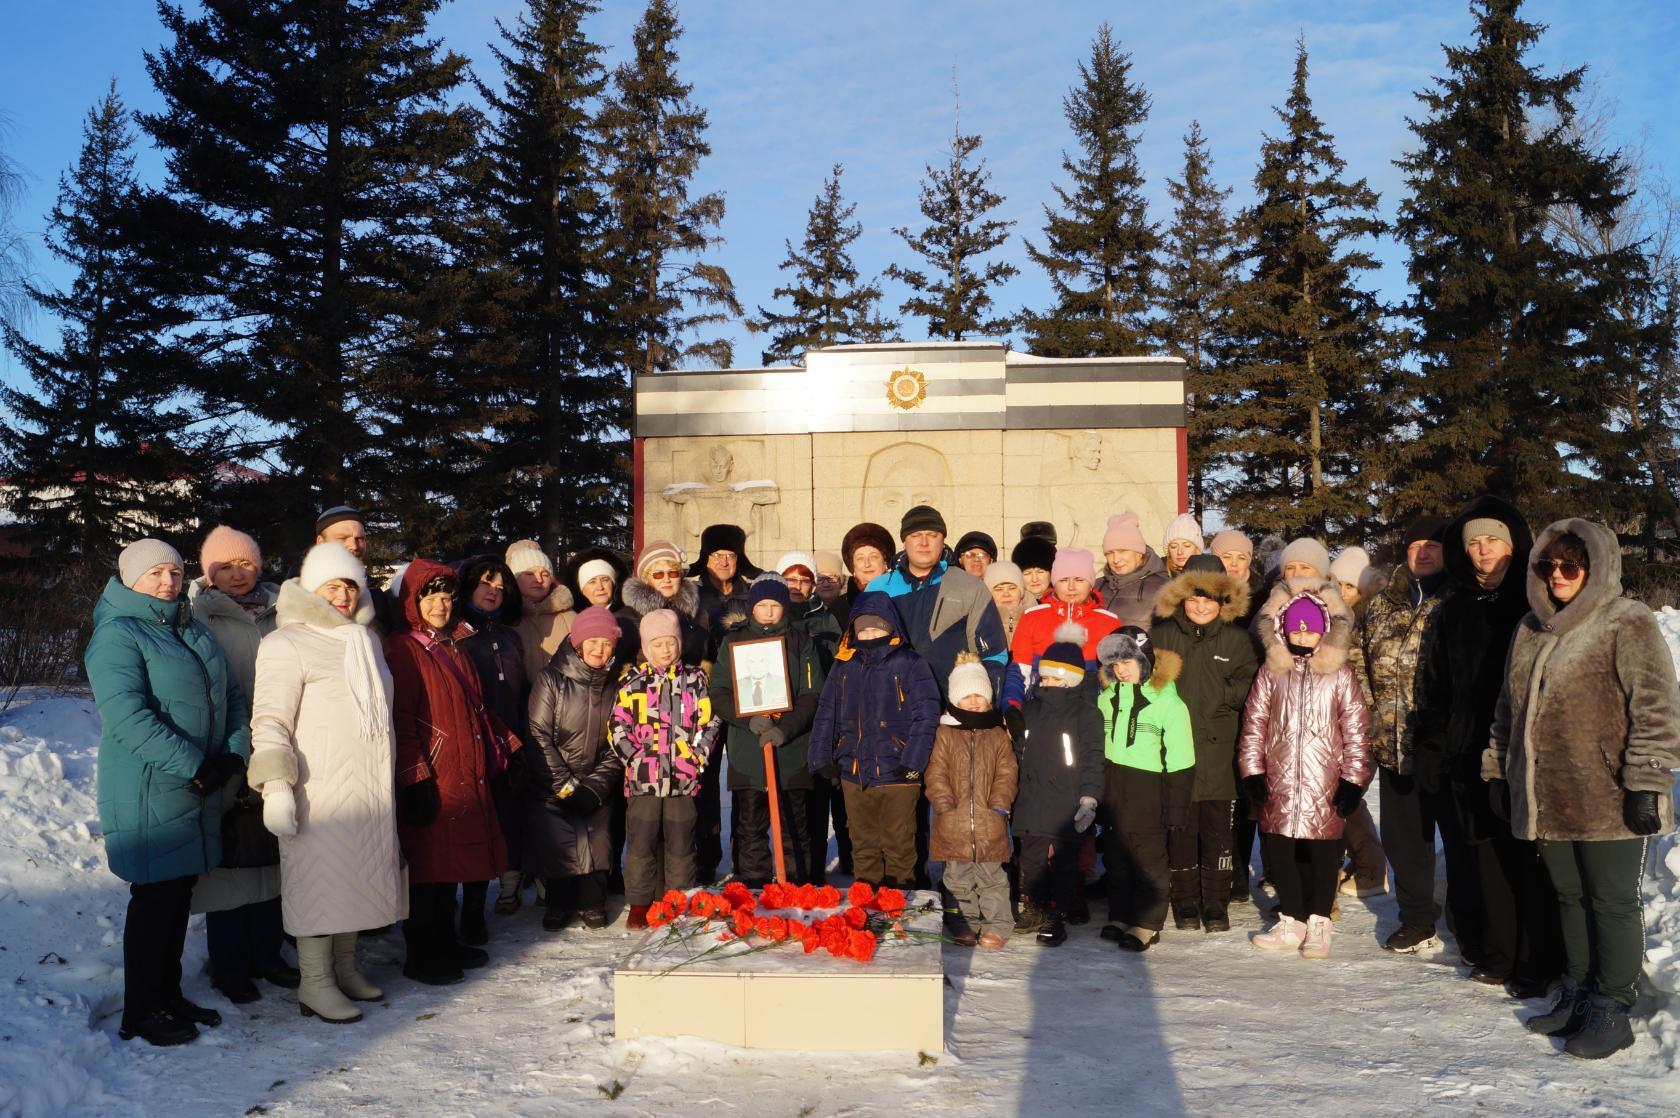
[84,498,1679,1062]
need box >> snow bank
[1642,607,1680,1068]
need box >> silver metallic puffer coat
[1237,582,1373,840]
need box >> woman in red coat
[387,559,517,986]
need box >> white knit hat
[300,541,369,594]
[775,550,819,577]
[118,539,184,588]
[1329,546,1372,588]
[947,654,993,706]
[504,539,553,576]
[577,558,617,588]
[1163,513,1205,552]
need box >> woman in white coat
[248,543,405,1024]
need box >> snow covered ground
[2,611,1679,1118]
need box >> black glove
[895,765,923,784]
[816,763,840,782]
[559,784,603,817]
[747,715,775,736]
[1488,779,1511,824]
[1624,790,1663,836]
[1331,778,1364,819]
[760,727,787,748]
[190,751,245,797]
[399,779,441,828]
[1387,771,1415,796]
[1241,774,1269,810]
[1004,708,1026,742]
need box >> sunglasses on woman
[1533,559,1587,580]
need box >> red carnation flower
[847,881,875,908]
[871,887,907,916]
[843,905,868,929]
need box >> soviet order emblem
[885,367,928,410]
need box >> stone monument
[633,342,1186,561]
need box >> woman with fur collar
[617,540,710,670]
[1238,577,1372,960]
[1483,518,1680,1059]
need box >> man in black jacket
[1414,496,1562,995]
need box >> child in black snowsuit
[1010,632,1104,946]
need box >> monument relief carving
[860,441,954,526]
[661,442,780,548]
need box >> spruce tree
[887,120,1018,341]
[1156,122,1236,520]
[597,0,740,378]
[1392,0,1638,524]
[140,0,482,559]
[1020,23,1157,357]
[0,83,212,569]
[1215,42,1396,541]
[746,164,898,365]
[469,0,620,556]
[0,126,28,329]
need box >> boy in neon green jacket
[1095,626,1195,952]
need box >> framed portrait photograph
[730,635,793,717]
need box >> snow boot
[1469,966,1509,986]
[1505,974,1553,1000]
[1563,994,1635,1060]
[1252,915,1306,952]
[213,975,261,1004]
[1118,928,1158,953]
[625,904,652,930]
[542,907,575,932]
[119,1008,198,1047]
[1036,912,1067,947]
[1014,904,1046,935]
[494,870,523,915]
[332,933,383,1002]
[261,960,301,989]
[578,908,610,930]
[296,936,362,1023]
[168,995,221,1028]
[1299,914,1333,959]
[1172,903,1201,932]
[1525,979,1589,1038]
[1100,923,1129,943]
[1203,913,1231,934]
[449,942,490,969]
[1383,923,1440,954]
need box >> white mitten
[1073,796,1098,834]
[262,781,298,838]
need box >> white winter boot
[297,935,362,1023]
[1251,914,1306,952]
[1299,914,1334,959]
[332,932,383,1002]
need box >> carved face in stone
[706,445,734,484]
[1073,431,1103,472]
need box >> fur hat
[953,531,998,561]
[569,606,621,650]
[118,539,184,589]
[983,560,1024,591]
[1019,521,1058,546]
[1036,621,1089,687]
[841,522,895,571]
[1209,529,1253,559]
[1103,513,1148,556]
[1279,538,1331,578]
[199,525,262,583]
[1097,625,1155,684]
[1050,547,1096,584]
[638,608,681,651]
[947,652,993,707]
[1162,514,1205,553]
[636,539,685,579]
[504,539,553,576]
[746,572,790,611]
[299,541,368,595]
[1152,554,1252,626]
[1011,535,1056,575]
[690,523,760,579]
[900,505,947,539]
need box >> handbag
[220,778,281,869]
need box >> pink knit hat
[1209,529,1253,558]
[635,539,684,579]
[569,606,622,650]
[1102,513,1147,555]
[200,525,262,582]
[638,608,681,653]
[1050,547,1096,584]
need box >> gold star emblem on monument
[885,367,928,410]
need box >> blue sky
[2,0,1676,383]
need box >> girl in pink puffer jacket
[1238,583,1372,958]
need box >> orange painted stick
[763,739,787,884]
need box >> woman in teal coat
[85,540,251,1047]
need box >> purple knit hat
[1281,596,1329,638]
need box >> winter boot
[1203,913,1231,934]
[1505,974,1554,1001]
[1100,923,1129,943]
[213,975,261,1004]
[296,936,362,1023]
[1036,911,1068,947]
[625,904,652,930]
[1525,979,1589,1038]
[1563,994,1635,1060]
[1014,904,1046,935]
[167,995,221,1028]
[1172,902,1201,932]
[977,932,1008,949]
[459,882,490,947]
[1383,923,1440,954]
[119,1008,198,1047]
[260,960,301,989]
[1252,915,1306,952]
[494,870,523,915]
[1118,928,1159,953]
[331,933,383,1002]
[1299,915,1334,959]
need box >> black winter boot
[1525,979,1589,1038]
[1036,912,1067,947]
[1563,994,1635,1059]
[1383,923,1440,954]
[168,995,221,1028]
[1172,904,1201,932]
[1203,912,1231,934]
[119,1009,198,1047]
[1504,974,1553,1000]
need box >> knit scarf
[943,704,1003,730]
[232,588,271,622]
[325,618,394,750]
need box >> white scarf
[322,619,394,748]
